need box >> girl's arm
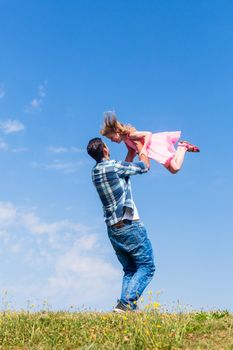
[130,131,152,155]
[125,143,137,162]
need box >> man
[87,137,155,312]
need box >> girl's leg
[164,140,200,174]
[164,150,186,174]
[168,146,187,173]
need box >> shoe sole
[113,308,126,313]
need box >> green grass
[0,309,232,349]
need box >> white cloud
[32,160,84,174]
[12,147,29,153]
[26,81,47,112]
[38,81,47,98]
[10,243,22,254]
[20,212,91,248]
[0,201,120,310]
[0,84,5,99]
[30,98,41,109]
[0,202,17,223]
[48,239,120,304]
[48,147,84,154]
[0,139,8,150]
[0,119,25,134]
[46,161,83,174]
[0,201,95,248]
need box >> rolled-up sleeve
[115,161,149,178]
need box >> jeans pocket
[122,228,143,251]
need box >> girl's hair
[100,111,135,136]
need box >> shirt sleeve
[114,160,149,178]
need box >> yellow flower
[156,324,162,328]
[133,301,137,305]
[148,290,153,295]
[140,297,144,303]
[153,302,160,308]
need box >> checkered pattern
[92,159,148,226]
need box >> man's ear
[103,144,109,158]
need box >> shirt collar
[97,157,110,164]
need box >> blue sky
[0,0,232,311]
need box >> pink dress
[124,131,181,165]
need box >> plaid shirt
[92,159,149,226]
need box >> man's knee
[123,266,136,274]
[149,262,156,277]
[144,260,156,277]
[146,246,156,276]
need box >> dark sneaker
[113,301,128,313]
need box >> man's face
[103,143,110,159]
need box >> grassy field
[0,308,232,349]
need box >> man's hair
[87,137,105,162]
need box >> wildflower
[153,302,160,309]
[148,290,153,295]
[156,324,162,328]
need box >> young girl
[100,111,200,174]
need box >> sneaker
[113,301,128,313]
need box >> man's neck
[98,157,110,163]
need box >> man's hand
[125,148,136,162]
[139,153,150,169]
[134,140,143,154]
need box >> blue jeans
[107,220,155,310]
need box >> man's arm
[115,160,149,178]
[125,144,137,162]
[115,140,150,177]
